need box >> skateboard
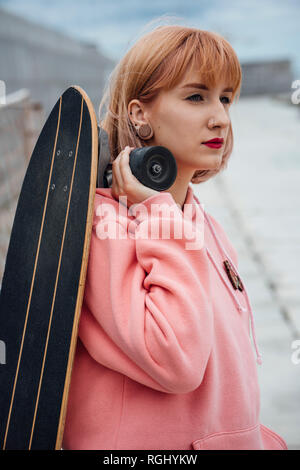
[0,85,177,450]
[0,85,98,450]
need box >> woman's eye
[221,96,231,104]
[187,94,231,104]
[187,94,203,102]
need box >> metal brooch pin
[223,260,244,292]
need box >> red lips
[203,138,224,144]
[203,138,224,149]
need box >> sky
[0,0,299,77]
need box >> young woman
[62,24,288,450]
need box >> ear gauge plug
[136,123,154,140]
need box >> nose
[208,101,231,129]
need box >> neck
[161,172,193,210]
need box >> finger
[112,150,125,193]
[119,147,136,187]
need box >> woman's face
[135,66,233,180]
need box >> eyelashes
[187,94,232,104]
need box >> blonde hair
[98,22,242,184]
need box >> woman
[62,24,288,450]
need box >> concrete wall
[0,89,42,281]
[0,8,115,119]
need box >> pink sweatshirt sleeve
[78,192,214,394]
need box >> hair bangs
[140,30,241,102]
[190,34,241,98]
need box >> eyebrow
[181,83,233,92]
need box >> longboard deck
[0,86,98,449]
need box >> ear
[128,99,149,128]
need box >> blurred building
[0,7,115,118]
[241,59,294,97]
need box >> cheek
[152,95,178,123]
[157,108,179,131]
[156,104,194,138]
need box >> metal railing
[0,89,44,281]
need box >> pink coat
[62,185,288,450]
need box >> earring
[136,123,154,140]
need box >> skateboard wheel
[129,146,177,191]
[98,127,177,191]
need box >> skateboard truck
[97,125,112,188]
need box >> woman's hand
[111,146,160,208]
